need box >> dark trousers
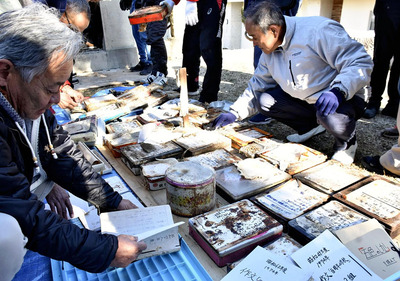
[182,0,227,102]
[146,18,168,76]
[368,6,400,110]
[257,86,366,150]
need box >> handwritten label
[291,230,382,281]
[221,246,310,281]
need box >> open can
[165,161,216,217]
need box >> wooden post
[179,68,190,127]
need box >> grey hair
[66,0,91,21]
[0,3,84,83]
[244,1,285,34]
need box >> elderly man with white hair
[0,4,146,281]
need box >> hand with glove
[185,0,198,26]
[160,0,175,17]
[212,112,237,129]
[315,88,345,116]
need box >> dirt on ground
[80,45,399,182]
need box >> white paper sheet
[291,230,382,281]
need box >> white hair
[0,3,84,83]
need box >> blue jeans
[130,2,151,64]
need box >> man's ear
[0,59,13,87]
[269,25,281,38]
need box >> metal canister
[165,161,216,217]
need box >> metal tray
[333,175,400,237]
[215,159,291,201]
[260,143,327,175]
[294,160,369,195]
[251,179,329,226]
[288,200,370,245]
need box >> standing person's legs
[197,0,226,103]
[0,213,27,281]
[182,24,201,92]
[365,13,395,117]
[381,26,400,117]
[147,18,168,76]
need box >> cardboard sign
[336,219,400,279]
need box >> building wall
[340,0,375,31]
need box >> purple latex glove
[315,88,344,116]
[212,112,237,128]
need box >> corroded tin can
[165,161,216,217]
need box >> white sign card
[335,219,400,279]
[291,230,382,281]
[221,246,311,281]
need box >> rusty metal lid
[165,161,215,188]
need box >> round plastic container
[165,161,216,217]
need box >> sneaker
[363,106,379,119]
[130,61,146,72]
[331,141,357,165]
[380,126,399,139]
[286,125,325,143]
[361,155,385,174]
[140,73,157,84]
[248,113,272,125]
[152,72,168,86]
[139,63,152,75]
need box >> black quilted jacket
[0,107,121,273]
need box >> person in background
[213,1,373,165]
[362,77,400,176]
[245,0,302,124]
[57,0,90,110]
[0,5,146,280]
[180,0,227,103]
[137,0,170,86]
[363,0,400,119]
[120,0,153,75]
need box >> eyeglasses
[64,11,71,25]
[63,11,79,31]
[244,31,253,41]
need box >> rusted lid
[165,161,215,187]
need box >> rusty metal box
[251,179,329,229]
[288,200,370,245]
[120,142,183,176]
[294,160,369,195]
[188,199,283,267]
[333,175,400,237]
[183,149,242,171]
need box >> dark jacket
[0,106,122,273]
